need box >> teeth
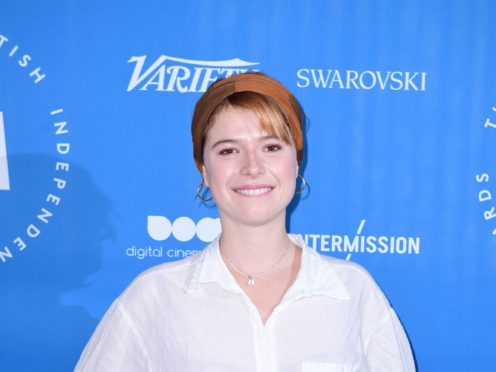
[236,187,272,196]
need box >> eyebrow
[210,135,279,149]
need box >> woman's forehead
[207,107,268,138]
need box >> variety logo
[127,55,259,93]
[0,34,72,263]
[475,106,496,237]
[296,68,427,91]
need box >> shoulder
[118,249,206,304]
[320,253,377,285]
[304,246,389,305]
[306,245,377,283]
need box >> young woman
[76,72,415,371]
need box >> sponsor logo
[475,106,496,237]
[296,68,427,91]
[0,34,72,263]
[294,220,421,260]
[147,216,221,242]
[126,216,222,260]
[127,55,259,93]
[143,217,420,261]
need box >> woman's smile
[233,185,274,197]
[202,106,297,226]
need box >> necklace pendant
[247,276,255,286]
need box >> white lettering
[346,70,360,89]
[37,207,53,223]
[46,193,61,206]
[18,54,31,67]
[404,72,419,90]
[376,71,392,90]
[479,190,492,202]
[310,69,332,88]
[140,65,167,91]
[359,71,377,90]
[166,66,191,92]
[0,246,13,262]
[300,232,420,255]
[29,67,46,84]
[476,173,489,183]
[8,45,18,57]
[13,237,27,251]
[0,35,8,47]
[27,224,41,238]
[57,143,70,154]
[296,69,310,88]
[297,69,426,91]
[484,207,496,220]
[54,121,69,135]
[53,177,66,189]
[0,112,10,190]
[389,71,403,90]
[329,71,344,89]
[127,55,259,92]
[420,72,427,91]
[484,118,496,129]
[55,162,70,171]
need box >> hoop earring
[295,174,307,195]
[195,181,213,202]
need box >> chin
[232,208,287,227]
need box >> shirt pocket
[301,361,361,372]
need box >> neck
[218,215,293,274]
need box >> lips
[233,186,273,196]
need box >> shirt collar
[186,234,350,301]
[186,236,241,294]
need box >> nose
[240,151,265,176]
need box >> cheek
[280,153,298,179]
[203,161,233,190]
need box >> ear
[202,165,209,187]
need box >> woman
[76,72,415,371]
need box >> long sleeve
[365,307,416,372]
[74,300,148,372]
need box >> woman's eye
[265,144,282,152]
[219,148,237,155]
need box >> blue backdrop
[1,1,495,370]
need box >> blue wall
[1,1,495,370]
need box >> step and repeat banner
[1,1,495,371]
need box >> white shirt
[75,235,415,372]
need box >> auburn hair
[191,72,304,172]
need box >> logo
[148,216,221,242]
[125,216,221,260]
[295,219,421,261]
[296,68,427,91]
[144,217,420,261]
[127,55,259,92]
[475,106,496,237]
[0,34,72,263]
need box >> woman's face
[202,106,298,227]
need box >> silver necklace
[224,242,291,286]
